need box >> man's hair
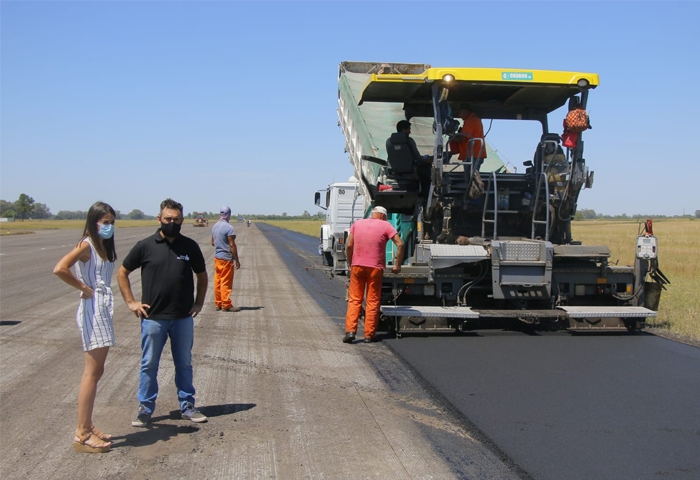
[160,198,184,215]
[396,120,411,132]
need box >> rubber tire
[323,252,333,267]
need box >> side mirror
[523,160,533,167]
[315,191,328,209]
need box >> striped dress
[75,238,115,351]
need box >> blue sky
[2,1,698,217]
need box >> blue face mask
[98,223,114,239]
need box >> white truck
[314,178,365,275]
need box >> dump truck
[337,62,668,335]
[314,178,365,275]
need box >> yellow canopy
[359,66,599,118]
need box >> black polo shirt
[122,230,206,320]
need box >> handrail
[481,172,499,239]
[531,171,550,240]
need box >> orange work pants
[214,258,235,309]
[345,266,383,338]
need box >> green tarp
[339,71,507,174]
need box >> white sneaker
[181,403,207,423]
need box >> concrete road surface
[0,224,520,480]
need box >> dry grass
[0,218,210,235]
[572,219,700,341]
[257,219,324,238]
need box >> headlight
[577,78,590,88]
[442,74,455,83]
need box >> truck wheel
[323,252,333,266]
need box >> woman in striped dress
[54,201,117,453]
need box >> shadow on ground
[110,403,256,448]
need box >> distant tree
[2,209,17,218]
[15,193,35,220]
[33,203,52,219]
[302,210,311,218]
[127,209,146,220]
[55,210,87,220]
[282,212,288,217]
[0,199,14,216]
[316,212,325,220]
[695,210,700,219]
[115,210,123,220]
[577,208,598,220]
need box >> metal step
[381,306,479,319]
[556,306,657,318]
[474,309,565,318]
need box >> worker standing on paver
[343,206,404,344]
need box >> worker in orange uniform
[450,104,487,170]
[343,206,404,344]
[211,206,241,312]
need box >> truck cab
[314,179,365,275]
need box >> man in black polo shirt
[117,198,209,426]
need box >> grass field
[0,218,241,234]
[257,219,324,238]
[571,219,699,341]
[0,219,160,233]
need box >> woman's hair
[80,201,117,262]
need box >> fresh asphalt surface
[258,223,700,480]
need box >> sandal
[73,430,111,453]
[91,425,112,442]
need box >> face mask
[98,223,114,239]
[160,221,181,237]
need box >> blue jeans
[138,317,196,414]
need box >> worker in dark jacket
[385,120,432,196]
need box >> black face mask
[160,221,182,237]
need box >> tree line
[573,208,700,221]
[2,194,695,222]
[0,194,326,221]
[0,194,158,220]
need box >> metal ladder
[530,140,560,241]
[481,172,520,239]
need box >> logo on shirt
[176,255,190,261]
